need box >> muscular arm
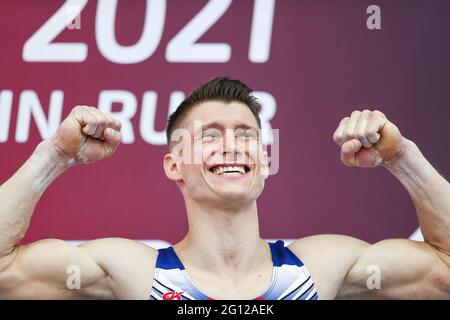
[0,239,112,299]
[291,110,450,299]
[290,235,450,299]
[384,139,450,254]
[0,237,157,299]
[0,106,147,299]
[340,238,450,299]
[340,140,450,299]
[0,140,69,258]
[0,139,107,298]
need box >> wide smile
[207,164,251,178]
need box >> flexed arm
[0,106,123,298]
[332,110,450,298]
[332,110,450,254]
[0,106,122,257]
[290,110,450,299]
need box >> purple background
[0,0,449,244]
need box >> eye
[203,129,222,140]
[235,128,258,140]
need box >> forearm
[0,139,70,257]
[384,138,450,253]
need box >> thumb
[341,138,362,166]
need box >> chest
[185,265,274,300]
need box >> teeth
[212,165,247,175]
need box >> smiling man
[0,77,449,300]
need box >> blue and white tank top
[149,240,319,300]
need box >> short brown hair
[166,77,261,147]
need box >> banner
[0,0,448,245]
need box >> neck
[174,198,269,277]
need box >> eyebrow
[198,122,259,132]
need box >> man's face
[166,101,268,207]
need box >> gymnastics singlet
[149,240,319,300]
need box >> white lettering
[66,265,81,290]
[140,91,184,145]
[15,90,63,142]
[98,90,137,143]
[254,91,276,145]
[249,0,276,63]
[22,0,88,62]
[366,5,381,30]
[0,90,13,142]
[166,0,232,63]
[96,0,166,64]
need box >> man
[0,77,449,300]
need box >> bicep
[0,239,113,299]
[338,239,450,299]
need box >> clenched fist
[50,106,122,165]
[333,110,405,167]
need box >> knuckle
[351,110,361,117]
[365,131,376,140]
[373,110,385,118]
[111,118,122,129]
[342,129,353,139]
[368,111,377,120]
[340,117,349,125]
[107,116,115,124]
[355,131,365,140]
[332,130,339,139]
[366,130,377,138]
[341,133,350,142]
[333,132,342,143]
[73,105,85,113]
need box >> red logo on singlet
[162,291,184,300]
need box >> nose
[222,129,238,159]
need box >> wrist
[16,139,74,194]
[35,138,76,170]
[383,138,422,174]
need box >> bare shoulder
[0,237,158,299]
[78,237,158,264]
[288,234,369,299]
[290,236,450,299]
[79,238,158,299]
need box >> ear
[163,153,183,181]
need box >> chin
[213,187,261,205]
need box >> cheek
[247,143,264,165]
[181,164,203,181]
[253,171,266,196]
[178,141,206,166]
[201,142,222,163]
